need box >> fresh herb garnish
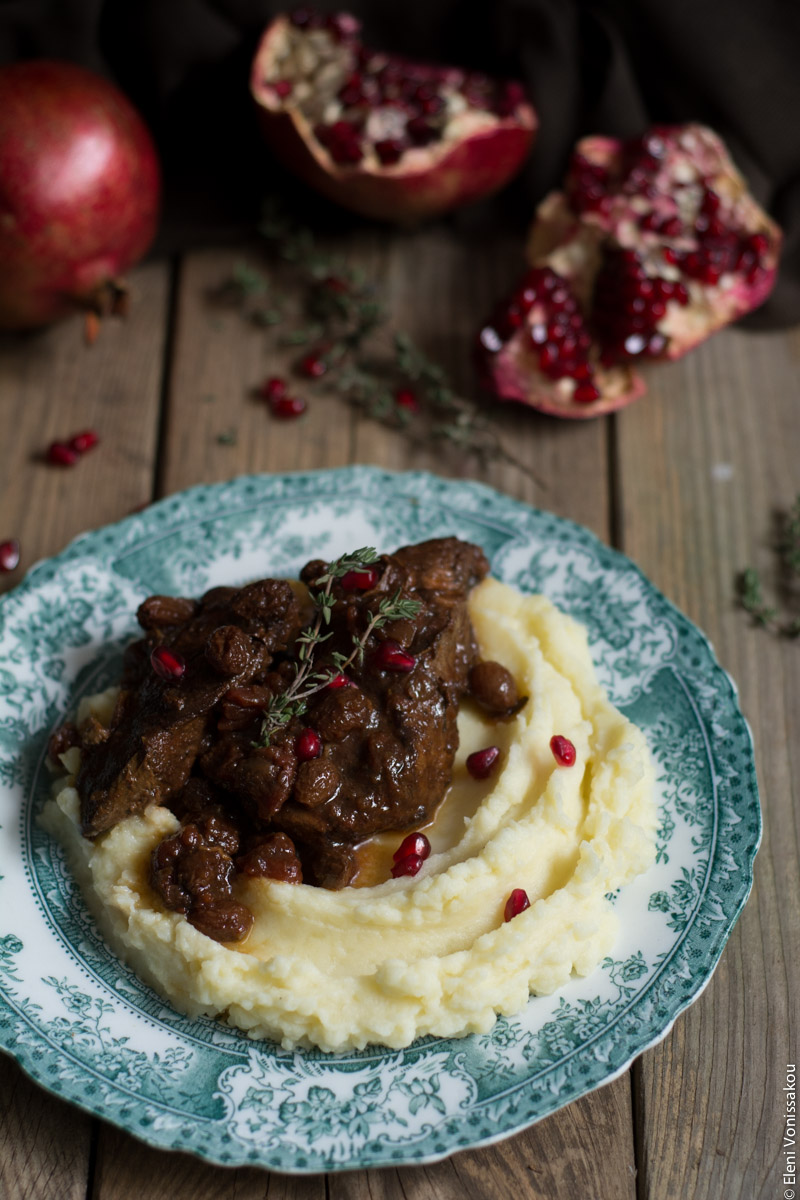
[737,494,800,637]
[256,547,421,746]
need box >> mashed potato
[42,577,656,1051]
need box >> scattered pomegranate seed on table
[0,539,20,572]
[504,888,531,922]
[550,735,576,766]
[392,832,431,864]
[46,441,79,467]
[150,645,186,680]
[373,640,416,672]
[394,388,420,413]
[296,728,323,761]
[466,745,501,779]
[260,376,287,401]
[298,351,328,378]
[68,429,100,454]
[270,394,307,419]
[340,566,378,590]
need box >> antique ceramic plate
[0,467,760,1172]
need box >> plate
[0,467,760,1172]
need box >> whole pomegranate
[0,60,161,332]
[478,123,782,418]
[250,10,537,223]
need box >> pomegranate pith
[250,10,537,223]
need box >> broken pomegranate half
[478,123,782,418]
[250,9,537,223]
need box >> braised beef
[73,537,504,937]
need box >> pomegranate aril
[151,644,186,680]
[374,640,416,672]
[392,832,431,863]
[340,566,379,590]
[68,429,100,454]
[659,216,683,238]
[406,117,437,146]
[573,381,600,403]
[375,138,405,165]
[296,728,322,761]
[272,79,292,99]
[0,538,20,572]
[46,441,79,467]
[466,745,500,779]
[271,394,307,419]
[391,853,424,878]
[260,376,287,400]
[327,672,351,689]
[299,352,327,378]
[394,387,420,413]
[315,121,363,165]
[504,888,530,922]
[550,734,576,766]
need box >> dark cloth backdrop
[1,0,799,325]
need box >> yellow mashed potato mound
[42,577,657,1052]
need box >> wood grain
[0,260,171,1199]
[617,326,800,1199]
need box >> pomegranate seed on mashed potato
[42,577,657,1052]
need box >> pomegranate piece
[296,728,323,761]
[271,393,307,418]
[0,61,160,332]
[260,376,287,400]
[250,11,537,223]
[392,832,431,864]
[0,539,20,572]
[550,735,576,766]
[391,852,425,879]
[68,429,100,454]
[326,671,351,689]
[394,387,420,413]
[46,441,80,467]
[479,123,781,418]
[504,888,530,922]
[150,644,186,681]
[466,745,501,779]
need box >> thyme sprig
[256,547,421,745]
[737,494,800,638]
[220,198,538,482]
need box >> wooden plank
[616,325,800,1198]
[0,261,171,1197]
[0,262,170,592]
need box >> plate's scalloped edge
[0,467,762,1172]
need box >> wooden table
[0,226,797,1199]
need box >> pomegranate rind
[0,60,161,330]
[527,124,782,361]
[250,15,537,223]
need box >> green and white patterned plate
[0,467,760,1172]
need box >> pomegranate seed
[374,640,416,672]
[659,216,683,238]
[391,853,424,878]
[260,376,287,401]
[550,735,576,766]
[46,441,79,467]
[573,381,600,403]
[323,275,349,294]
[272,80,292,99]
[299,352,327,378]
[341,566,379,590]
[327,672,351,689]
[0,539,20,572]
[504,888,531,922]
[394,387,420,413]
[296,728,322,761]
[747,233,769,258]
[406,116,437,146]
[662,247,680,265]
[375,138,405,165]
[68,429,100,454]
[466,745,500,779]
[392,832,431,863]
[150,645,186,680]
[271,394,307,419]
